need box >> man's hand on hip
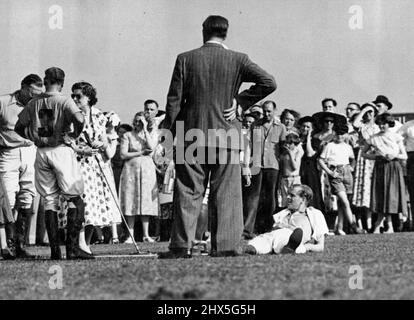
[223,98,242,122]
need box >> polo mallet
[83,132,156,257]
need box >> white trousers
[248,228,307,254]
[35,145,84,211]
[0,145,36,209]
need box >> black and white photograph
[1,0,414,306]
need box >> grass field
[1,232,414,300]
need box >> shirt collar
[205,40,229,50]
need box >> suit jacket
[164,42,276,149]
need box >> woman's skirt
[371,159,408,216]
[119,156,159,217]
[300,156,325,212]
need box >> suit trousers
[242,168,279,237]
[170,147,243,252]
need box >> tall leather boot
[1,223,16,260]
[15,208,34,258]
[44,210,62,260]
[66,207,94,260]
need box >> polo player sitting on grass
[244,184,329,255]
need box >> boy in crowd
[318,123,366,235]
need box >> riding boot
[15,208,34,258]
[2,222,16,260]
[45,210,62,260]
[1,223,16,260]
[66,207,94,260]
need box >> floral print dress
[58,106,114,228]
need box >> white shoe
[143,236,155,243]
[335,229,346,236]
[124,237,134,244]
[373,228,381,234]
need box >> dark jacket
[164,42,276,149]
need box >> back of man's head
[44,67,65,87]
[202,15,229,41]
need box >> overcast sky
[1,0,413,123]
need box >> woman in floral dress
[351,103,379,231]
[62,82,114,255]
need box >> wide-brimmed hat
[372,95,392,110]
[312,112,347,126]
[360,102,379,116]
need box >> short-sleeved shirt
[17,92,82,148]
[319,141,354,166]
[251,119,286,170]
[273,207,328,244]
[0,92,33,148]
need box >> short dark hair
[244,114,258,121]
[375,112,395,127]
[291,184,313,204]
[117,123,132,132]
[21,74,43,88]
[285,133,301,145]
[144,99,159,109]
[262,100,276,110]
[202,15,228,40]
[71,82,98,106]
[44,67,65,86]
[322,98,337,107]
[280,109,301,123]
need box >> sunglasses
[71,94,82,100]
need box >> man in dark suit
[160,15,276,258]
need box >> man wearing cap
[0,74,43,258]
[373,95,402,133]
[15,67,92,260]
